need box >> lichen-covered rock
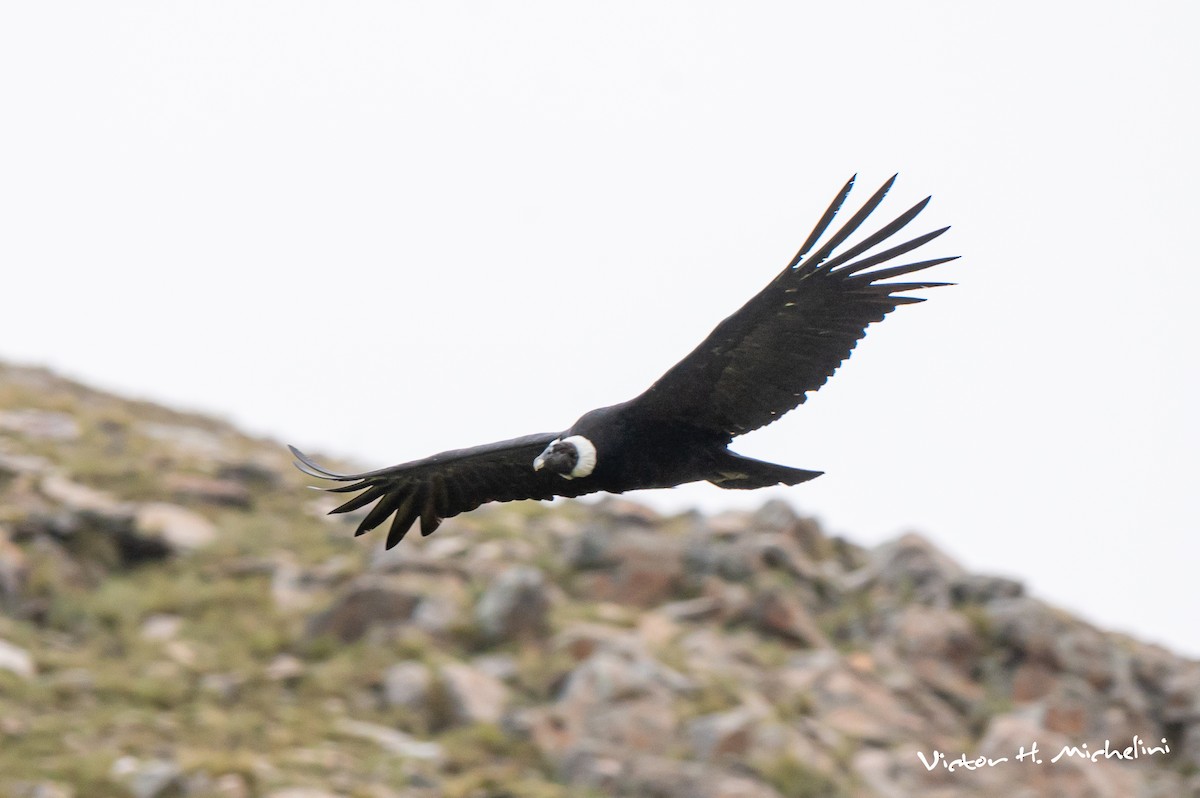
[474,564,550,642]
[438,661,510,726]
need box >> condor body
[291,175,956,549]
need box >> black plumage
[291,175,956,549]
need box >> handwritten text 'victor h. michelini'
[917,735,1171,773]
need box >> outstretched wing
[627,174,956,438]
[290,433,588,548]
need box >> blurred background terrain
[2,362,1196,797]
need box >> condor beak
[534,439,559,472]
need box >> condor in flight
[292,175,955,549]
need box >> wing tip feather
[288,445,355,481]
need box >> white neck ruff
[561,435,597,479]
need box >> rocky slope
[0,361,1197,798]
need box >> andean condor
[291,175,956,549]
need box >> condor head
[533,435,597,480]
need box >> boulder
[139,614,183,641]
[892,605,980,671]
[687,707,759,760]
[265,654,305,683]
[134,503,216,551]
[0,638,35,679]
[137,422,226,457]
[747,589,830,648]
[39,474,125,516]
[475,564,550,642]
[108,757,181,798]
[306,576,422,643]
[558,744,783,798]
[950,572,1024,603]
[0,450,50,480]
[848,532,966,608]
[164,473,253,509]
[215,459,282,488]
[567,528,686,607]
[0,409,80,441]
[439,661,510,725]
[525,632,697,763]
[444,657,513,724]
[986,596,1071,666]
[383,660,432,712]
[333,718,442,760]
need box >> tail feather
[710,451,823,490]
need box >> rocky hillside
[0,361,1197,798]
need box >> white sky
[2,2,1198,656]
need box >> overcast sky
[2,2,1197,656]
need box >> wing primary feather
[865,281,954,292]
[399,484,427,539]
[288,446,355,480]
[385,515,413,549]
[356,488,407,536]
[796,175,897,274]
[331,484,388,515]
[385,491,420,549]
[812,196,931,275]
[786,174,856,269]
[832,226,951,278]
[325,480,373,494]
[851,255,960,283]
[292,460,321,479]
[289,445,432,483]
[292,458,336,480]
[420,476,445,536]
